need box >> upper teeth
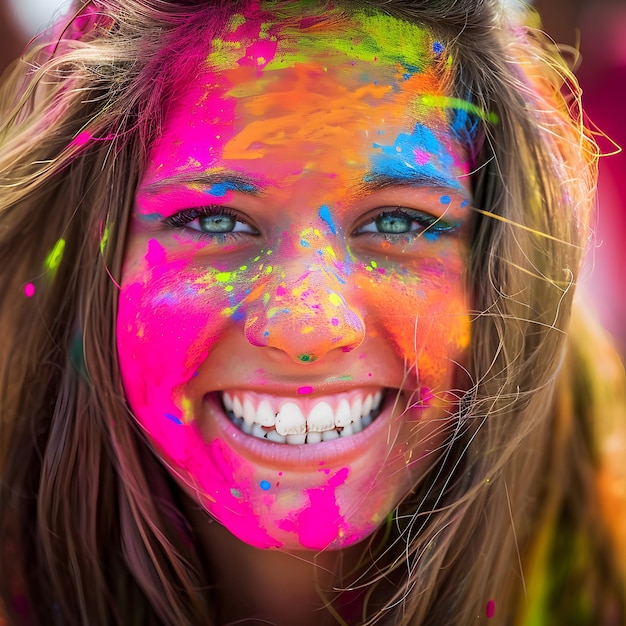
[223,390,383,441]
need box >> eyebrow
[142,171,264,196]
[355,171,466,194]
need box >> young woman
[1,0,625,624]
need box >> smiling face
[117,5,472,551]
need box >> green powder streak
[264,10,432,72]
[45,239,66,275]
[208,5,435,73]
[99,226,110,256]
[420,95,500,125]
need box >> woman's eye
[163,206,258,237]
[355,208,454,237]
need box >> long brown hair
[1,1,621,624]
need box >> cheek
[356,257,470,383]
[116,239,254,418]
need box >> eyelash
[163,206,257,240]
[163,205,457,242]
[353,207,457,239]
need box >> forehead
[145,4,472,185]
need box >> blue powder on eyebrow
[207,182,237,197]
[318,205,337,235]
[206,181,255,197]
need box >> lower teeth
[226,408,380,444]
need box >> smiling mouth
[221,389,385,445]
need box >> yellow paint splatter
[328,293,342,307]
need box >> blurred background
[0,0,624,353]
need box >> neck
[186,501,372,625]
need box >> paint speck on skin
[297,386,314,395]
[328,293,342,306]
[164,412,183,425]
[259,480,271,491]
[461,199,469,208]
[231,488,242,499]
[318,204,337,234]
[23,283,35,297]
[486,600,496,619]
[440,195,451,204]
[298,354,316,363]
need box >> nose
[243,270,365,363]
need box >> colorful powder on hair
[44,238,66,275]
[70,331,88,382]
[100,225,110,255]
[23,283,35,297]
[419,94,499,125]
[486,600,496,618]
[71,130,92,148]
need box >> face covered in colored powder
[117,3,474,551]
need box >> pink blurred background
[1,0,624,353]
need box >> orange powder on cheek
[355,261,470,385]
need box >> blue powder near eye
[260,480,271,491]
[164,412,183,425]
[206,181,255,197]
[139,213,163,222]
[433,41,444,55]
[207,182,236,197]
[461,199,469,208]
[440,195,451,204]
[318,205,337,234]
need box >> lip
[202,388,404,470]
